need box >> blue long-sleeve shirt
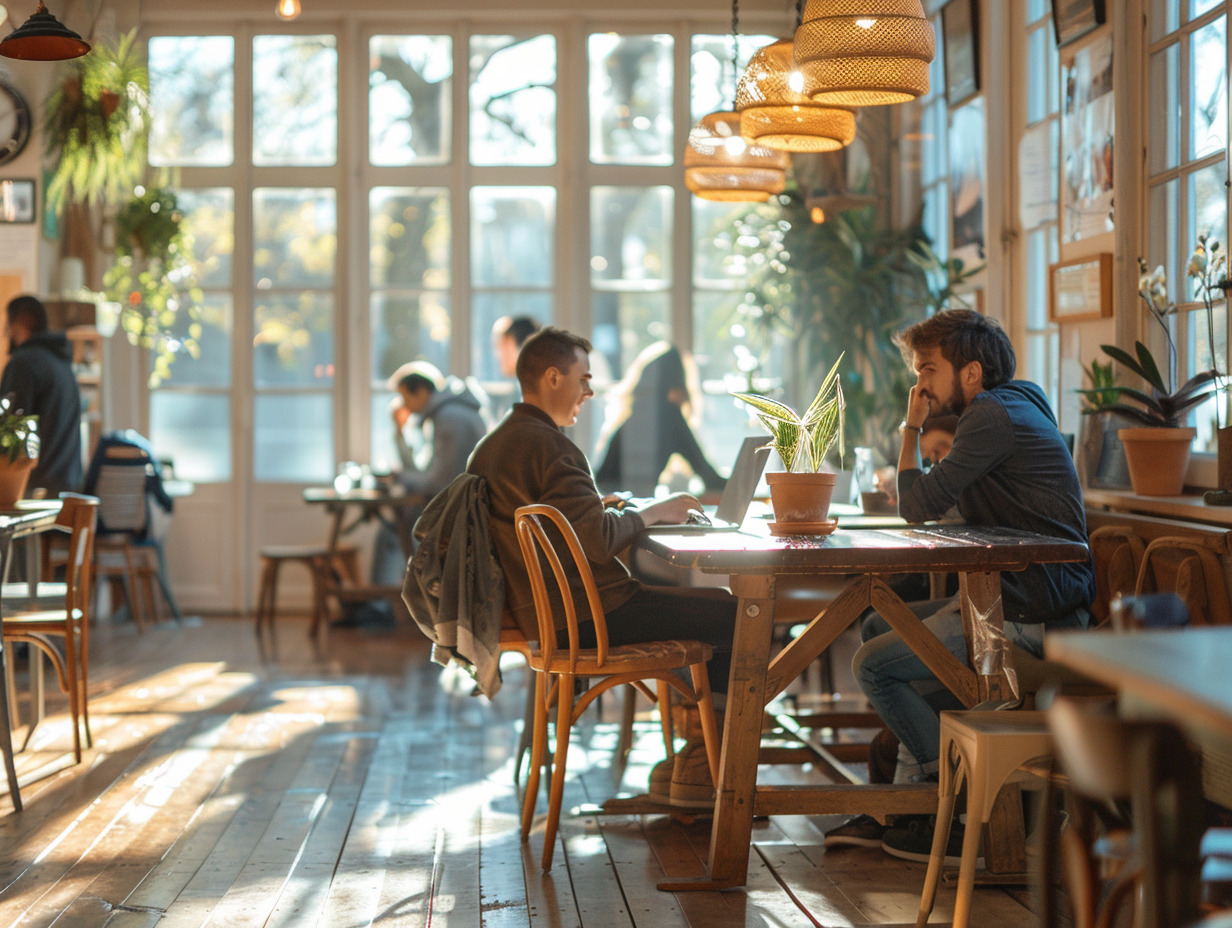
[898,380,1095,626]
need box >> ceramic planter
[1117,427,1195,496]
[766,471,838,524]
[0,456,36,508]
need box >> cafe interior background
[0,0,1217,614]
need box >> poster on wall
[1061,34,1114,245]
[949,96,986,269]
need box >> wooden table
[0,500,65,810]
[631,522,1091,891]
[302,485,426,603]
[1046,626,1232,807]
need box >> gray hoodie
[396,376,488,499]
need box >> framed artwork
[949,98,986,268]
[1049,253,1113,323]
[1051,0,1106,49]
[0,178,34,224]
[1060,35,1115,247]
[942,0,980,107]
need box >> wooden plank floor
[0,613,1042,927]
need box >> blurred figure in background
[492,315,540,379]
[371,361,488,585]
[1,295,82,496]
[594,342,726,497]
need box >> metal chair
[513,503,720,870]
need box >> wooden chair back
[514,504,608,674]
[1089,525,1145,627]
[1042,696,1205,928]
[1134,536,1232,625]
[58,494,99,619]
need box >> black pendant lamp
[0,2,90,61]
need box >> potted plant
[0,395,40,508]
[1081,340,1218,496]
[731,353,845,533]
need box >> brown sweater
[467,403,646,640]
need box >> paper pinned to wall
[0,227,35,291]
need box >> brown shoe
[668,740,715,809]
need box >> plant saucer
[767,519,838,537]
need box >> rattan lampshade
[794,0,934,106]
[684,111,789,202]
[736,38,856,153]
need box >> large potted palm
[731,354,844,534]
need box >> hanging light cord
[729,0,740,108]
[794,0,803,31]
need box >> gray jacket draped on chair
[403,473,506,697]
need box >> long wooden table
[1047,626,1232,807]
[631,521,1090,891]
[0,500,65,810]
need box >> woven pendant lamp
[684,111,790,201]
[736,38,856,153]
[794,0,935,106]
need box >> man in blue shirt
[827,309,1095,858]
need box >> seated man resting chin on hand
[466,326,737,809]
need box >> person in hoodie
[371,360,489,584]
[825,309,1095,854]
[1,295,83,495]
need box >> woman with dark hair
[594,342,726,496]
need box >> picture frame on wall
[0,179,35,224]
[1051,0,1106,49]
[942,0,980,107]
[1049,253,1113,323]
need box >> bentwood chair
[1,495,99,763]
[513,504,720,870]
[1040,696,1206,928]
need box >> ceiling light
[0,1,90,61]
[736,37,856,153]
[275,0,302,21]
[795,0,935,106]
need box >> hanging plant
[42,28,149,218]
[102,186,204,388]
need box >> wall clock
[0,79,32,167]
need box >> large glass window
[149,187,235,483]
[252,186,337,480]
[369,35,452,165]
[1146,2,1228,448]
[253,34,338,167]
[148,36,235,167]
[469,34,557,166]
[588,34,674,165]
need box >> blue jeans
[852,596,1085,767]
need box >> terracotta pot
[1218,426,1232,491]
[766,471,837,523]
[1117,427,1195,496]
[0,456,36,509]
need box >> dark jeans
[569,586,737,694]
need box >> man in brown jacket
[467,326,736,807]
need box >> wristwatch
[898,419,923,434]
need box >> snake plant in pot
[731,353,845,533]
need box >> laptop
[648,436,771,532]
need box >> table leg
[0,538,22,811]
[658,573,775,892]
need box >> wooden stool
[915,710,1054,928]
[254,545,359,652]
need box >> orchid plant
[1187,233,1230,426]
[1080,256,1221,428]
